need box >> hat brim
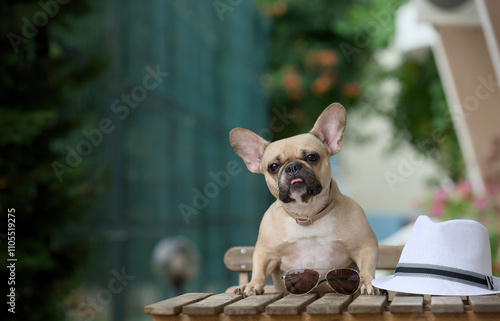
[372,274,500,296]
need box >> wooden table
[145,292,500,320]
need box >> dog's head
[229,103,346,214]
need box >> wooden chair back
[223,245,404,293]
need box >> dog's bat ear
[229,128,269,173]
[310,102,347,155]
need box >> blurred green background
[0,0,469,321]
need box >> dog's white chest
[280,215,351,270]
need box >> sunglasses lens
[284,269,319,295]
[326,269,360,295]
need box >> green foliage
[359,51,464,182]
[390,57,464,182]
[259,0,463,181]
[256,0,380,139]
[335,0,464,181]
[0,1,108,319]
[334,0,399,52]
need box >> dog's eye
[306,154,319,163]
[268,163,280,173]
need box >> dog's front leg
[234,248,279,297]
[352,245,379,295]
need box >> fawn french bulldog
[229,103,378,297]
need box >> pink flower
[282,72,301,91]
[430,201,444,218]
[485,184,500,196]
[474,197,489,211]
[456,181,472,198]
[434,189,448,203]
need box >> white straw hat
[372,215,500,296]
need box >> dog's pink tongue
[291,178,303,185]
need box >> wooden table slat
[145,292,500,319]
[347,295,387,314]
[389,292,424,313]
[182,293,242,315]
[144,293,213,315]
[469,295,500,313]
[306,293,352,314]
[266,293,318,315]
[224,292,283,315]
[431,296,465,313]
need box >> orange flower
[281,71,304,100]
[493,261,500,275]
[270,1,287,17]
[261,2,287,17]
[311,75,333,96]
[318,50,338,67]
[282,72,301,91]
[342,82,361,98]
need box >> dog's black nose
[284,162,302,176]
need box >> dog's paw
[360,280,379,295]
[233,282,265,298]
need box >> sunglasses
[282,268,361,295]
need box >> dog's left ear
[310,102,346,155]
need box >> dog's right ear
[229,128,269,173]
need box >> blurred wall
[61,1,271,320]
[340,112,444,214]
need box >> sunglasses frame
[282,268,362,296]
